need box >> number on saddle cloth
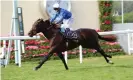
[65,28,78,40]
[60,28,78,40]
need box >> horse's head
[28,18,51,37]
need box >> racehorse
[28,19,115,71]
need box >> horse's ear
[45,19,50,25]
[37,18,41,21]
[40,18,44,21]
[37,18,43,22]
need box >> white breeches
[61,17,73,30]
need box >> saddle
[60,28,80,43]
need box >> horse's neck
[42,29,57,40]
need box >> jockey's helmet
[53,3,60,11]
[53,3,59,8]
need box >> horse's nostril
[28,32,32,37]
[28,33,31,35]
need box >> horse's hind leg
[96,46,113,64]
[96,46,112,58]
[57,52,69,70]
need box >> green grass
[1,55,133,80]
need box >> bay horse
[28,19,115,71]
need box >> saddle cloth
[61,28,79,40]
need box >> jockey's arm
[56,16,64,24]
[50,14,58,23]
[53,16,64,28]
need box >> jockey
[50,3,79,42]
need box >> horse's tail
[97,33,116,42]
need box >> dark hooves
[108,56,112,58]
[33,67,39,71]
[16,63,19,66]
[108,61,114,64]
[1,65,5,68]
[66,68,69,70]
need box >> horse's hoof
[3,65,5,68]
[66,68,69,70]
[108,61,114,64]
[1,65,5,68]
[33,67,38,71]
[16,63,19,66]
[108,56,112,58]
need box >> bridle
[46,23,58,30]
[46,24,54,30]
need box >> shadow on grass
[47,64,133,73]
[113,65,133,68]
[68,64,133,72]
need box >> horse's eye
[34,27,36,30]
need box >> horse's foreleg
[34,48,55,71]
[57,52,69,70]
[96,48,113,64]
